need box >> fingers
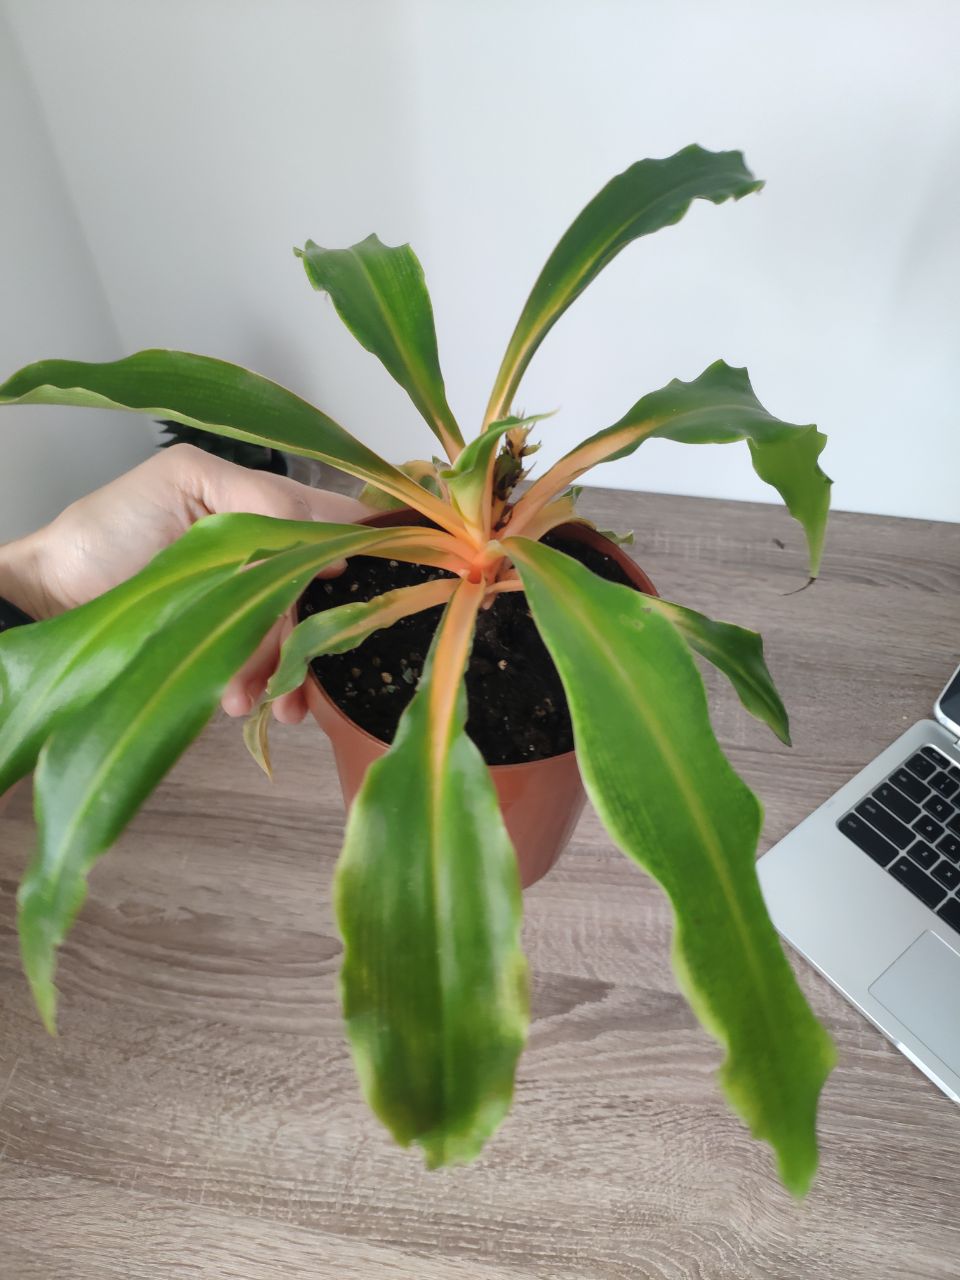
[221,612,310,725]
[222,614,288,717]
[223,680,307,724]
[221,685,256,717]
[271,688,308,724]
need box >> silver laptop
[758,663,960,1099]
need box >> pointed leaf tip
[642,595,792,747]
[297,236,464,458]
[243,702,274,779]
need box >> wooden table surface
[2,488,959,1279]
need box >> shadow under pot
[300,509,657,889]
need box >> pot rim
[303,511,657,775]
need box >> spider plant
[0,144,834,1194]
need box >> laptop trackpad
[869,931,960,1074]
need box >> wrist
[0,529,55,620]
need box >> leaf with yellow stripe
[16,523,466,1031]
[0,515,460,799]
[509,361,831,576]
[484,145,763,425]
[297,235,464,460]
[0,350,463,534]
[334,580,529,1167]
[244,578,457,776]
[504,536,834,1195]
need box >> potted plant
[0,144,834,1195]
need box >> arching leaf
[297,236,464,459]
[0,350,462,533]
[484,146,763,425]
[505,536,834,1196]
[509,361,830,576]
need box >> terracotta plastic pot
[304,511,657,889]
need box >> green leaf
[335,581,528,1167]
[595,528,635,547]
[19,523,419,1033]
[0,516,456,798]
[244,578,456,776]
[642,597,791,745]
[355,484,407,514]
[0,350,460,529]
[358,459,444,512]
[441,413,549,533]
[512,361,831,576]
[484,145,763,424]
[268,580,455,704]
[505,537,835,1196]
[297,236,464,459]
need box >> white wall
[4,0,960,525]
[2,0,429,499]
[0,7,150,541]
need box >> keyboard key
[947,811,960,837]
[937,897,960,934]
[907,840,939,871]
[890,767,931,803]
[921,745,949,766]
[947,763,960,786]
[923,794,953,822]
[874,783,920,824]
[933,861,960,891]
[837,813,898,866]
[939,833,960,863]
[889,856,947,909]
[915,814,945,843]
[930,771,960,799]
[855,798,914,849]
[906,752,937,780]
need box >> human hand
[0,443,371,723]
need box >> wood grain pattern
[2,488,960,1279]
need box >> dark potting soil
[300,532,637,766]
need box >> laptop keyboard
[836,744,960,933]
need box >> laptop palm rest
[869,931,960,1074]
